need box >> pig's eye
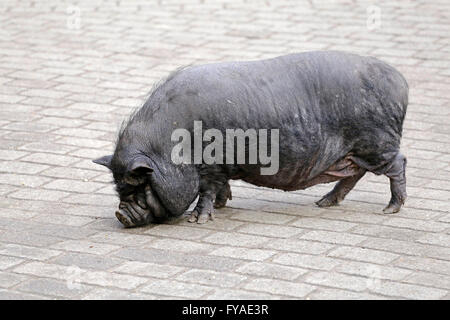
[116,183,135,198]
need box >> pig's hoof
[188,210,199,223]
[214,199,227,209]
[315,195,339,207]
[382,203,401,214]
[187,209,215,224]
[383,196,405,214]
[197,210,215,224]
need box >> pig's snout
[115,207,135,228]
[115,185,167,228]
[115,199,153,228]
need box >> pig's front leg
[188,191,215,224]
[214,181,232,208]
[189,167,228,224]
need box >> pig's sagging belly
[236,153,361,191]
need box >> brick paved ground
[0,0,449,300]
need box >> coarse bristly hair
[115,65,192,148]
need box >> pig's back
[158,51,408,133]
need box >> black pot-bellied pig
[94,51,408,227]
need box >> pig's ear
[148,158,199,216]
[124,158,153,186]
[93,155,113,169]
[129,160,153,176]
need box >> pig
[93,51,408,227]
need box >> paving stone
[265,238,335,255]
[0,161,49,174]
[36,115,89,127]
[81,288,157,300]
[0,272,28,288]
[0,289,47,300]
[0,182,14,194]
[0,150,29,161]
[53,128,109,139]
[0,255,24,270]
[14,261,147,290]
[351,224,426,241]
[83,218,124,230]
[8,187,71,201]
[272,253,341,271]
[79,271,149,290]
[206,288,280,299]
[69,148,109,160]
[0,230,64,247]
[62,207,114,220]
[144,224,214,240]
[13,261,75,280]
[244,278,316,298]
[303,271,371,292]
[300,230,368,245]
[50,252,124,271]
[15,278,92,299]
[308,288,386,300]
[0,173,52,188]
[362,238,450,261]
[334,261,413,281]
[23,89,69,99]
[203,232,271,248]
[328,246,400,264]
[20,153,79,166]
[291,217,357,232]
[51,240,121,255]
[209,246,276,261]
[229,210,296,225]
[61,193,118,206]
[382,217,449,232]
[0,244,61,261]
[42,179,104,193]
[176,269,247,288]
[55,137,111,150]
[140,279,213,298]
[236,262,307,281]
[393,256,450,276]
[177,215,245,231]
[113,248,243,272]
[87,231,155,247]
[25,224,98,240]
[31,213,95,227]
[18,141,77,154]
[416,233,450,247]
[113,261,184,278]
[0,94,25,103]
[145,238,216,254]
[404,272,450,290]
[369,280,448,300]
[236,223,303,238]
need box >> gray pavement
[0,0,449,299]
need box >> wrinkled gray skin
[94,51,408,227]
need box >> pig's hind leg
[346,152,407,214]
[316,168,366,207]
[382,153,407,214]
